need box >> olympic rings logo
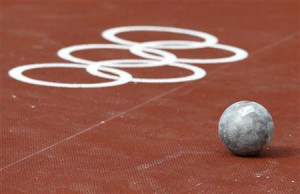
[9,26,248,88]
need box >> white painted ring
[87,62,206,83]
[102,26,218,49]
[57,44,177,68]
[8,63,132,88]
[131,41,248,64]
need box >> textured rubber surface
[1,1,299,193]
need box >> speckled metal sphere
[218,101,274,156]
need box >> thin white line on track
[250,31,299,57]
[0,83,189,172]
[179,31,299,96]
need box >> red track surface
[1,1,299,193]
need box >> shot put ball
[218,101,274,156]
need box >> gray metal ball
[218,101,274,156]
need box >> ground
[1,1,299,193]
